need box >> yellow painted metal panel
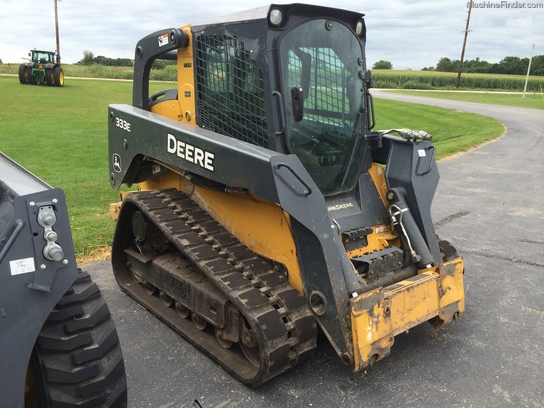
[345,163,400,258]
[176,26,196,126]
[436,257,465,325]
[150,98,183,120]
[345,225,400,259]
[367,162,389,207]
[148,25,195,125]
[351,261,464,371]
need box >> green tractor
[19,49,64,87]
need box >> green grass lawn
[373,98,505,159]
[0,77,134,260]
[387,90,544,110]
[0,75,504,261]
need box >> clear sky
[1,0,542,69]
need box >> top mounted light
[356,20,364,36]
[269,8,283,26]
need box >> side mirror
[291,86,304,122]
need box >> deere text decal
[166,133,215,171]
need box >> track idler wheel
[130,269,144,284]
[240,318,260,367]
[214,328,233,349]
[160,291,174,307]
[192,312,208,331]
[144,281,157,295]
[175,301,190,318]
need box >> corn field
[372,69,544,91]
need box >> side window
[286,47,354,127]
[195,35,269,148]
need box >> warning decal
[10,257,36,275]
[158,33,169,47]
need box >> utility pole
[456,0,473,89]
[522,43,535,99]
[54,0,61,62]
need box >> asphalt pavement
[86,91,544,408]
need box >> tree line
[76,50,174,69]
[424,55,544,76]
[77,50,132,67]
[374,55,544,76]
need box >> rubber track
[121,189,317,386]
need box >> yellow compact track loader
[108,4,465,386]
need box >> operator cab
[189,4,372,197]
[31,51,54,64]
[278,17,368,197]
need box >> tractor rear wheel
[25,269,127,408]
[45,69,54,86]
[18,64,29,84]
[53,66,64,87]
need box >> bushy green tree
[373,60,393,69]
[531,55,544,76]
[436,57,458,72]
[464,57,492,73]
[81,50,95,65]
[498,56,528,75]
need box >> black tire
[28,269,127,408]
[19,64,29,84]
[438,238,460,262]
[45,69,54,86]
[53,66,64,87]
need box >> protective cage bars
[287,47,351,126]
[195,34,269,148]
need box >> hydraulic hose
[386,187,434,268]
